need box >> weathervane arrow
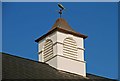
[58,3,65,18]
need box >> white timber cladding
[56,31,85,61]
[38,31,86,76]
[63,38,78,59]
[43,39,53,62]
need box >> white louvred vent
[63,38,78,59]
[44,39,53,62]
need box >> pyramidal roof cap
[51,18,75,33]
[35,18,87,42]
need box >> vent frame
[63,37,78,59]
[43,39,53,62]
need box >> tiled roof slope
[1,52,117,81]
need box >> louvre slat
[44,55,53,62]
[64,44,77,48]
[63,50,77,55]
[44,53,53,58]
[44,46,52,51]
[63,45,77,51]
[63,53,77,59]
[63,38,77,59]
[44,49,53,55]
[44,50,53,54]
[44,43,52,48]
[45,40,52,44]
[44,50,53,56]
[44,39,53,62]
[44,55,52,58]
[64,41,77,46]
[63,49,77,54]
[65,39,76,43]
[63,47,77,52]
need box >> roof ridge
[1,52,48,65]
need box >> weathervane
[58,3,65,18]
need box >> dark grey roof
[1,52,117,81]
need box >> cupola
[35,18,87,76]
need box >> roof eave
[35,27,88,43]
